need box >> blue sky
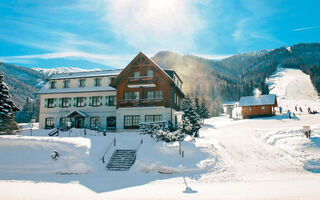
[0,0,319,69]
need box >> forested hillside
[1,42,319,120]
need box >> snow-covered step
[106,149,136,171]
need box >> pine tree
[181,96,201,137]
[0,73,19,134]
[194,94,201,117]
[199,95,209,119]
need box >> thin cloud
[0,52,134,68]
[197,54,233,60]
[293,26,317,31]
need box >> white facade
[38,70,183,131]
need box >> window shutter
[68,98,72,107]
[58,98,62,107]
[44,99,48,108]
[83,97,87,106]
[88,97,92,106]
[73,97,77,107]
[53,98,57,107]
[105,96,109,106]
[99,96,103,106]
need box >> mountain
[152,43,320,114]
[1,42,320,121]
[33,67,101,76]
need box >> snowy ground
[1,67,320,199]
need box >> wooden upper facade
[110,52,184,110]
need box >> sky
[0,0,319,69]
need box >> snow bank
[0,136,91,174]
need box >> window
[133,71,140,77]
[47,98,55,108]
[62,98,69,108]
[49,81,56,89]
[45,118,54,129]
[107,116,116,130]
[124,115,140,129]
[248,106,252,111]
[78,79,86,87]
[147,70,153,77]
[145,115,162,122]
[124,91,131,100]
[107,96,116,106]
[76,97,85,107]
[63,80,70,88]
[60,117,70,128]
[147,91,154,99]
[261,105,265,110]
[155,90,162,99]
[90,116,101,129]
[92,96,100,107]
[133,91,139,100]
[94,78,102,87]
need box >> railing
[119,98,165,107]
[101,137,116,164]
[48,129,59,136]
[128,76,155,85]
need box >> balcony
[119,98,166,107]
[127,76,156,88]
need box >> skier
[299,107,303,112]
[279,107,283,114]
[293,112,296,119]
[295,105,297,112]
[307,107,311,114]
[287,110,291,119]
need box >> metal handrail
[101,137,116,164]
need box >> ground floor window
[45,117,54,129]
[124,115,140,129]
[90,116,101,129]
[261,105,265,110]
[107,116,116,130]
[60,117,71,128]
[145,115,162,122]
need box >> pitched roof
[49,69,121,80]
[110,52,178,87]
[239,94,277,107]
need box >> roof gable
[239,94,277,107]
[110,52,175,88]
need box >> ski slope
[1,67,320,199]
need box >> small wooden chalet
[239,94,278,119]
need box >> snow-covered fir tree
[181,95,201,137]
[0,73,19,134]
[199,95,209,119]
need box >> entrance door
[107,116,116,130]
[75,117,84,128]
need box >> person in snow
[279,107,283,114]
[299,107,303,112]
[293,112,296,119]
[295,105,297,112]
[307,107,311,114]
[287,110,291,119]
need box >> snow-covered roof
[239,94,277,107]
[66,110,88,118]
[49,69,122,80]
[38,85,116,94]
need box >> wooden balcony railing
[127,76,155,85]
[118,98,165,107]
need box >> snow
[239,94,276,106]
[1,67,320,199]
[33,67,102,76]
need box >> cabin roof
[239,94,277,107]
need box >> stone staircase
[106,149,137,171]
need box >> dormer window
[63,80,70,88]
[49,81,56,89]
[78,79,86,87]
[147,70,153,77]
[94,78,102,87]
